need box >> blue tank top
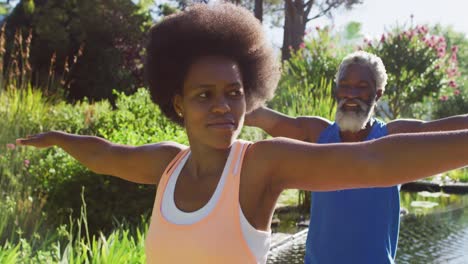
[304,119,400,264]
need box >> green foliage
[433,92,468,119]
[365,25,459,119]
[157,3,179,16]
[0,3,11,15]
[22,0,34,15]
[430,25,468,118]
[0,242,20,264]
[343,21,363,42]
[98,89,187,145]
[282,26,343,86]
[0,190,147,263]
[444,168,468,183]
[273,26,338,119]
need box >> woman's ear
[173,94,184,118]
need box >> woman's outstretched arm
[252,129,468,192]
[16,131,184,184]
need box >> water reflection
[267,193,468,264]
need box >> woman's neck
[184,142,234,181]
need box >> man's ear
[375,89,383,101]
[173,94,184,118]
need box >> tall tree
[282,0,361,60]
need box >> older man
[246,51,468,264]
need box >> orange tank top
[145,140,258,263]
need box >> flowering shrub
[364,25,460,118]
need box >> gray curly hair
[335,51,388,92]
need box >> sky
[323,0,468,37]
[265,0,468,48]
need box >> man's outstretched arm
[388,114,468,134]
[245,106,330,142]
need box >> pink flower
[421,26,428,34]
[439,95,448,101]
[437,48,446,58]
[447,68,459,78]
[24,160,30,167]
[380,34,386,43]
[451,45,458,53]
[6,143,15,150]
[451,53,458,63]
[416,26,426,35]
[425,40,433,48]
[454,89,461,95]
[406,31,415,39]
[448,80,457,88]
[299,42,306,49]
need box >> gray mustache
[337,99,369,111]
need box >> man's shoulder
[297,116,332,142]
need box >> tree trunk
[254,0,263,22]
[282,0,307,61]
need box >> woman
[17,3,468,264]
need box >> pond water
[267,192,468,264]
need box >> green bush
[433,91,468,118]
[365,25,460,119]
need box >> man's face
[334,63,380,132]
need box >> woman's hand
[16,131,61,148]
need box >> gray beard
[335,99,375,133]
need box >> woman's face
[174,56,246,149]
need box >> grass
[0,190,148,264]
